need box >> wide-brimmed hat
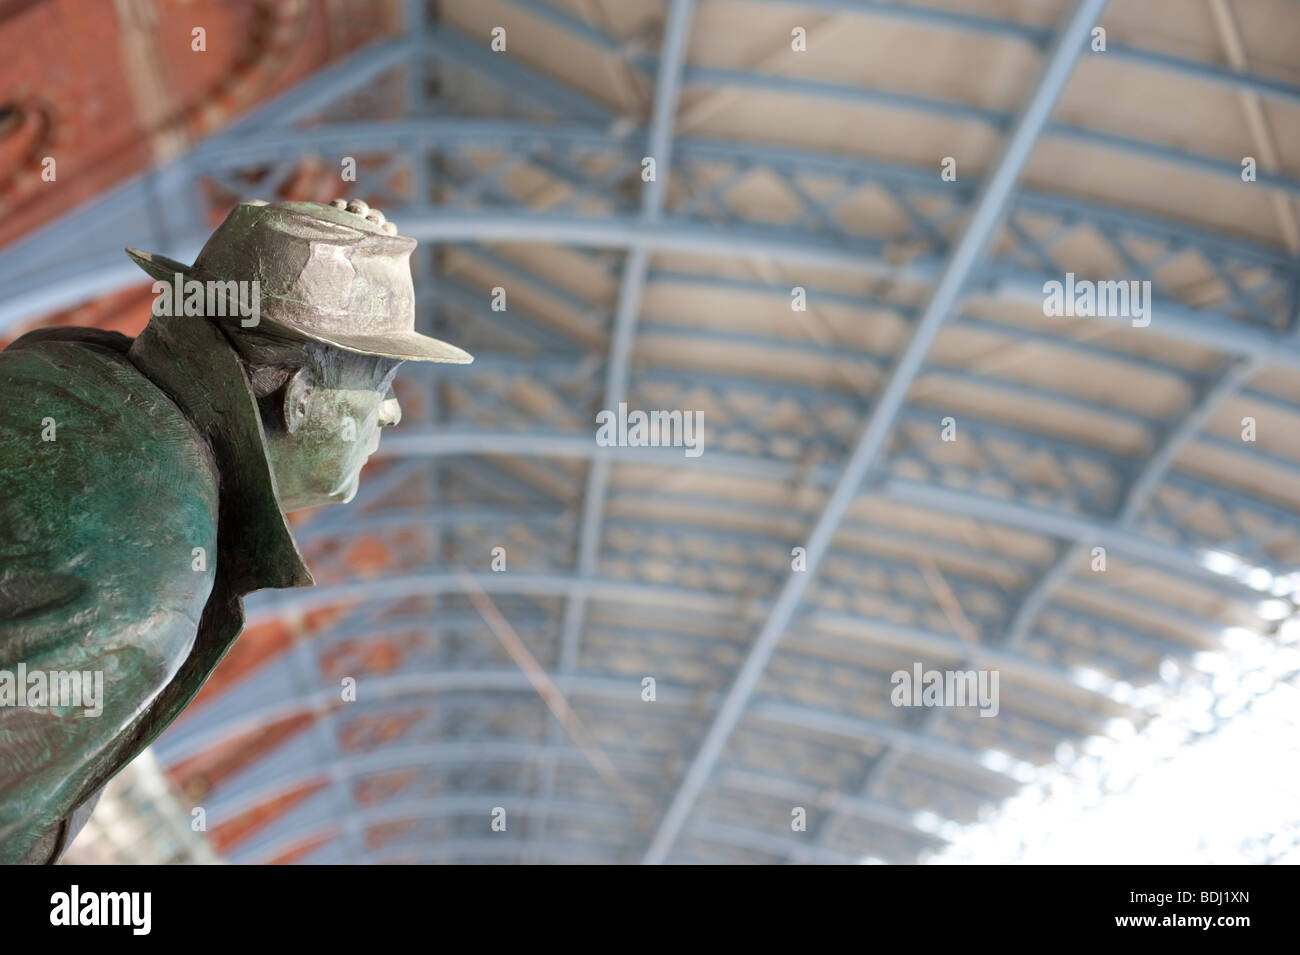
[126,198,472,364]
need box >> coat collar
[128,314,314,595]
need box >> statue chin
[275,474,359,512]
[334,469,362,505]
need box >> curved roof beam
[494,0,1300,190]
[153,665,1022,790]
[197,737,943,847]
[204,741,656,821]
[340,839,616,865]
[367,430,1289,596]
[287,599,1148,725]
[444,352,1300,523]
[3,126,1296,364]
[676,66,1300,197]
[504,0,1300,107]
[216,573,1142,715]
[231,794,629,864]
[267,809,866,865]
[234,560,1220,679]
[225,767,962,865]
[302,503,1043,587]
[8,204,1288,368]
[639,269,1300,418]
[297,506,569,544]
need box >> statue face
[262,348,405,510]
[228,330,405,511]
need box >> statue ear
[282,367,313,435]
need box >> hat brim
[285,327,474,364]
[126,247,193,284]
[125,247,473,365]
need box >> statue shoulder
[0,334,222,862]
[5,325,134,355]
[0,335,219,629]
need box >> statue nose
[378,395,402,428]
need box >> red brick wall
[0,0,401,250]
[0,0,151,242]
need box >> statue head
[125,198,472,512]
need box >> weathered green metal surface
[0,199,470,862]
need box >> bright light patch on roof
[928,617,1300,865]
[979,749,1012,772]
[1199,550,1240,576]
[910,810,943,834]
[1071,666,1110,692]
[1198,550,1291,596]
[1256,599,1291,621]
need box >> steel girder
[195,735,941,863]
[458,344,1300,497]
[351,374,1284,665]
[3,29,1299,342]
[245,566,1190,696]
[329,494,1227,664]
[232,794,631,865]
[193,728,942,844]
[446,353,1300,558]
[172,669,942,862]
[183,708,1006,863]
[408,282,1300,557]
[1006,357,1265,651]
[283,597,1155,728]
[513,0,1300,109]
[238,555,1249,660]
[3,123,1297,363]
[804,358,1262,856]
[370,427,1295,599]
[276,812,865,865]
[180,565,1144,728]
[534,0,698,858]
[154,664,1022,786]
[506,0,1300,180]
[269,566,1154,717]
[638,0,1113,864]
[7,0,1298,864]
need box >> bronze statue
[0,198,471,863]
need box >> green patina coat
[0,313,312,863]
